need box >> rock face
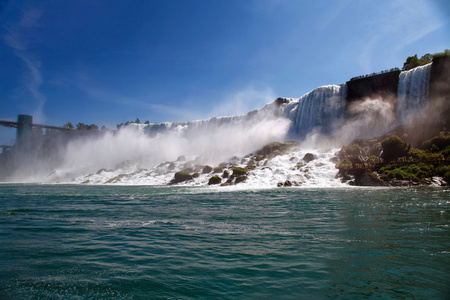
[345,70,400,114]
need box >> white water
[7,64,433,187]
[284,85,346,139]
[397,63,432,125]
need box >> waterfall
[396,63,432,125]
[284,85,346,139]
[136,85,347,141]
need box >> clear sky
[0,0,449,144]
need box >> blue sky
[0,0,449,144]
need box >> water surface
[1,185,449,299]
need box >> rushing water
[1,184,449,299]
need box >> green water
[0,184,449,299]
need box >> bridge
[0,115,72,153]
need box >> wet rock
[96,169,107,174]
[202,165,213,173]
[213,167,225,173]
[208,175,221,185]
[254,154,266,161]
[232,167,247,176]
[258,141,300,156]
[235,176,247,184]
[354,172,388,186]
[173,171,192,183]
[303,153,316,163]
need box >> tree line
[402,49,449,70]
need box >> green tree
[64,122,74,129]
[402,55,420,70]
[76,123,87,131]
[381,135,410,161]
[87,124,98,131]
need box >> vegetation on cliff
[336,132,450,186]
[402,49,449,70]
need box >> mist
[2,61,439,186]
[8,101,291,182]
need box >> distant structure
[0,114,72,154]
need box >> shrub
[343,144,363,157]
[421,135,450,151]
[444,171,450,184]
[394,169,406,180]
[337,158,352,170]
[441,146,450,158]
[381,135,410,161]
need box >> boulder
[303,153,316,163]
[284,180,292,187]
[173,171,192,183]
[235,176,247,184]
[258,141,300,156]
[232,167,247,176]
[354,172,388,186]
[208,175,221,185]
[202,165,213,173]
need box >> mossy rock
[208,175,221,185]
[232,167,248,176]
[174,171,192,183]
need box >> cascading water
[284,85,346,139]
[396,63,432,125]
[4,63,437,187]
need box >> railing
[0,120,71,131]
[350,68,400,81]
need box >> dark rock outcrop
[258,141,300,157]
[303,153,315,163]
[354,172,388,186]
[208,175,221,185]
